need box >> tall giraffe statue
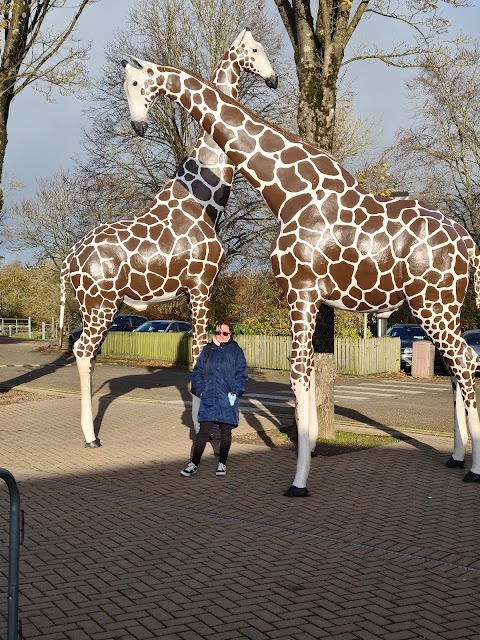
[59,30,277,447]
[123,60,480,497]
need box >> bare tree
[81,0,293,265]
[394,41,480,243]
[5,170,141,268]
[0,0,97,210]
[273,0,469,439]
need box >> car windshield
[138,321,170,332]
[465,333,480,345]
[387,326,427,339]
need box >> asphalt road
[0,336,458,436]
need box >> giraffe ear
[122,55,143,70]
[233,29,248,47]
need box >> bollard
[411,340,435,378]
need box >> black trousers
[192,421,233,466]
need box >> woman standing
[181,321,248,476]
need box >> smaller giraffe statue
[123,60,480,496]
[59,30,277,447]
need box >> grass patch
[235,425,404,456]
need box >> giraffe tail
[58,261,69,349]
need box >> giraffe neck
[187,46,241,167]
[154,66,353,221]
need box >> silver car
[133,320,192,334]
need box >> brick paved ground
[1,389,480,639]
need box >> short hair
[214,320,234,334]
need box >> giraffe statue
[59,30,277,447]
[123,59,480,496]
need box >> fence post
[28,317,31,339]
[41,322,45,340]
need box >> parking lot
[1,338,480,638]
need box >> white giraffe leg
[282,292,321,496]
[308,366,318,452]
[467,408,480,474]
[191,395,201,434]
[75,353,96,444]
[451,377,469,462]
[291,380,311,490]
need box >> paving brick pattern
[1,391,480,639]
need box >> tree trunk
[0,93,12,212]
[297,63,338,442]
[274,0,352,441]
[313,305,335,440]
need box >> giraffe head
[122,28,277,137]
[230,28,277,89]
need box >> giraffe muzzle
[131,120,148,136]
[266,74,278,89]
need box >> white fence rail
[0,318,58,340]
[0,317,31,338]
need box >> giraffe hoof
[462,471,480,483]
[283,485,309,497]
[84,437,102,449]
[445,456,465,469]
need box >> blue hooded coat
[191,339,248,426]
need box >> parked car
[386,323,446,372]
[462,330,480,372]
[462,329,480,340]
[68,314,148,349]
[133,320,192,334]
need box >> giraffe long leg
[308,365,318,452]
[284,292,321,496]
[450,377,469,465]
[75,353,96,444]
[407,291,480,477]
[73,302,120,445]
[188,287,213,434]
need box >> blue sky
[2,0,480,263]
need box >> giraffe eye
[252,48,257,53]
[133,81,138,86]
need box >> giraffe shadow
[93,365,192,438]
[334,404,438,456]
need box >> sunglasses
[214,331,231,337]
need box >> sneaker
[181,462,198,477]
[216,463,227,476]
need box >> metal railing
[0,469,23,639]
[0,319,31,339]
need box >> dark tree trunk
[275,0,350,440]
[0,93,13,212]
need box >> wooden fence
[101,332,400,375]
